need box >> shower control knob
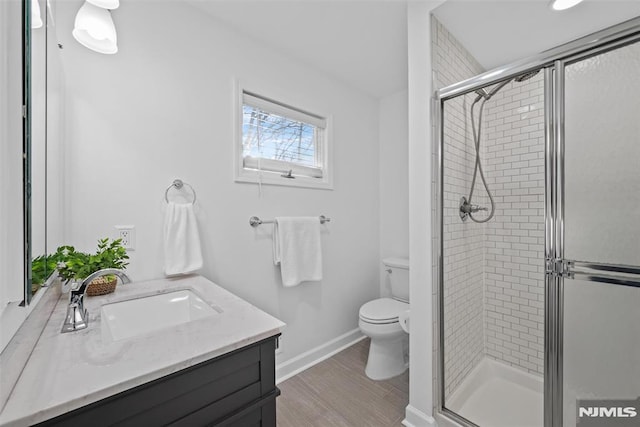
[469,205,487,213]
[461,202,487,214]
[459,196,489,222]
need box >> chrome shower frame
[434,16,640,427]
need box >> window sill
[234,171,333,190]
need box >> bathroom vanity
[36,337,279,426]
[0,276,285,427]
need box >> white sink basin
[101,289,219,341]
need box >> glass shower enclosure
[436,17,640,427]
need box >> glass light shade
[87,0,119,10]
[32,0,43,29]
[72,1,118,54]
[550,0,585,11]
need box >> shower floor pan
[447,357,543,427]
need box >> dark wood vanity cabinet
[37,336,280,427]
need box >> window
[235,89,332,189]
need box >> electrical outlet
[115,225,135,250]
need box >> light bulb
[550,0,585,11]
[32,0,43,29]
[72,1,118,54]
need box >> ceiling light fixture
[72,1,118,54]
[550,0,585,11]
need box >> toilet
[359,257,410,380]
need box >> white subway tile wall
[432,17,486,399]
[483,75,545,375]
[432,17,546,403]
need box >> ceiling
[433,0,640,70]
[186,0,409,99]
[183,1,640,99]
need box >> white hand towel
[163,202,203,276]
[272,217,322,287]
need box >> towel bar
[249,215,331,227]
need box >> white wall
[379,89,409,295]
[406,2,443,426]
[57,0,381,365]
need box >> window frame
[233,83,333,190]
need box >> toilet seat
[359,298,409,324]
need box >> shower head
[474,69,541,102]
[514,70,540,82]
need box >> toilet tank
[383,257,409,303]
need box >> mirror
[13,0,64,306]
[29,0,47,301]
[30,0,65,300]
[0,0,64,351]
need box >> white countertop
[0,275,285,426]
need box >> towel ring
[165,179,197,204]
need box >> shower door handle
[565,260,640,289]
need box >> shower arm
[486,79,512,100]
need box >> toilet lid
[359,298,409,323]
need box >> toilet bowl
[359,298,409,380]
[399,309,410,333]
[358,258,409,380]
[358,257,410,380]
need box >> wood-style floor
[276,338,409,427]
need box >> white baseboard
[402,405,437,427]
[275,328,365,384]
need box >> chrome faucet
[61,269,131,333]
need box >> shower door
[554,38,640,427]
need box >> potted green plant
[31,250,68,294]
[31,255,50,294]
[57,238,129,296]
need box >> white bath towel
[163,202,203,276]
[272,217,322,287]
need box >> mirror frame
[22,0,33,305]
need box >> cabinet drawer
[179,388,278,427]
[116,365,260,426]
[169,383,262,426]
